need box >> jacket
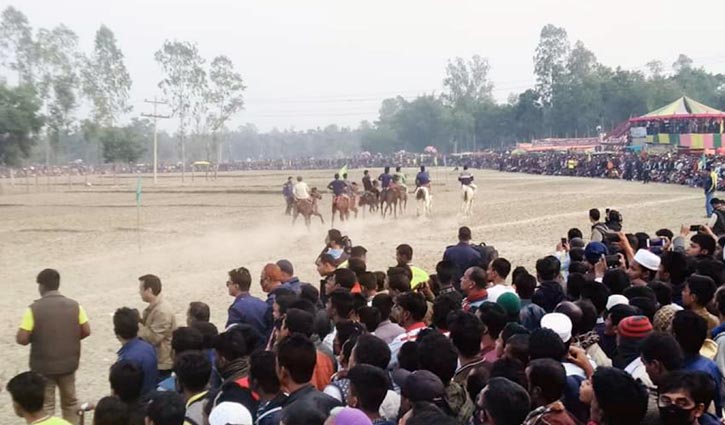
[282,384,341,415]
[139,296,177,371]
[532,281,565,313]
[443,242,482,286]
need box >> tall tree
[443,55,494,108]
[534,24,569,105]
[155,40,205,180]
[0,6,35,85]
[82,25,132,126]
[100,122,146,165]
[0,82,43,165]
[206,55,245,164]
[566,40,597,81]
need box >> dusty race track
[0,167,707,420]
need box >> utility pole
[141,98,170,184]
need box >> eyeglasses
[658,395,695,410]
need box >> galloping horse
[380,187,402,219]
[461,185,475,216]
[331,195,351,226]
[415,186,432,217]
[292,188,324,229]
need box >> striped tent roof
[630,96,725,122]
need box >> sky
[12,0,725,132]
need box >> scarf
[220,356,250,382]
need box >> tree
[672,54,693,74]
[82,25,132,126]
[100,123,146,165]
[35,24,82,163]
[443,55,494,108]
[0,82,43,165]
[645,60,664,79]
[567,40,597,81]
[0,6,35,85]
[206,55,245,164]
[155,40,206,180]
[534,24,569,104]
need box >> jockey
[415,165,431,191]
[293,176,311,201]
[378,166,393,191]
[327,173,348,205]
[394,166,408,193]
[458,165,477,191]
[363,169,380,200]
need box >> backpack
[472,243,499,268]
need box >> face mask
[328,248,343,259]
[659,405,695,425]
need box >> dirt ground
[0,167,708,420]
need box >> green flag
[338,164,348,177]
[135,176,143,206]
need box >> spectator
[683,274,719,334]
[280,307,335,390]
[583,367,648,425]
[145,391,186,425]
[590,209,609,242]
[277,259,303,294]
[396,244,429,289]
[475,377,531,425]
[615,316,653,386]
[157,326,204,391]
[393,369,452,419]
[226,267,270,337]
[113,307,158,395]
[93,396,128,425]
[658,370,719,425]
[486,258,514,303]
[16,268,91,423]
[249,350,286,425]
[461,266,489,312]
[478,302,508,363]
[278,334,342,415]
[627,250,661,286]
[109,360,145,425]
[347,364,395,425]
[371,293,405,344]
[388,292,428,363]
[524,358,580,425]
[434,260,464,305]
[442,226,482,288]
[174,351,211,425]
[640,332,685,424]
[7,371,73,425]
[532,256,565,313]
[138,274,176,380]
[186,301,210,326]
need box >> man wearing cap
[442,226,482,288]
[276,260,303,294]
[616,316,654,386]
[627,249,661,287]
[393,369,451,419]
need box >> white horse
[415,186,432,217]
[461,184,476,216]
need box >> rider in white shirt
[458,165,477,191]
[293,176,310,200]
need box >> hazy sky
[14,0,725,132]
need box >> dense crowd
[11,201,725,425]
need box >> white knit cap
[209,402,253,425]
[634,249,661,272]
[606,294,630,311]
[541,312,573,343]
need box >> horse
[398,189,408,215]
[331,195,351,226]
[380,187,401,219]
[461,185,475,216]
[415,186,432,217]
[292,188,324,229]
[359,191,379,216]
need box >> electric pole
[141,98,170,184]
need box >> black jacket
[532,281,565,313]
[282,384,341,415]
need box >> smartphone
[650,238,665,247]
[605,255,620,269]
[690,224,701,232]
[561,237,567,245]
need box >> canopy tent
[629,96,725,122]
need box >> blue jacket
[118,337,158,395]
[378,173,393,188]
[443,243,482,285]
[328,180,347,196]
[415,171,430,186]
[227,293,270,336]
[281,277,303,294]
[684,354,722,417]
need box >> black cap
[392,369,446,402]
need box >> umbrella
[511,149,527,156]
[424,146,438,154]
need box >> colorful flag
[338,164,348,177]
[135,176,143,206]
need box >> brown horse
[331,195,351,226]
[292,188,324,229]
[380,187,401,219]
[359,191,379,216]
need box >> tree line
[1,8,724,166]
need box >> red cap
[617,315,653,339]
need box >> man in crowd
[347,364,395,425]
[532,256,565,313]
[388,292,428,362]
[173,351,211,425]
[372,293,405,344]
[16,269,90,423]
[277,259,303,294]
[461,266,488,312]
[682,274,719,334]
[589,209,609,242]
[524,358,581,425]
[186,301,210,327]
[109,361,146,425]
[443,226,482,287]
[144,391,186,425]
[395,244,429,288]
[226,267,269,337]
[7,371,73,425]
[113,307,158,395]
[138,274,176,380]
[475,377,531,425]
[486,257,514,303]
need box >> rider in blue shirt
[378,166,393,189]
[327,174,348,196]
[415,165,431,188]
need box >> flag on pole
[135,176,143,206]
[338,164,348,177]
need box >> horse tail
[416,188,425,200]
[464,190,468,202]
